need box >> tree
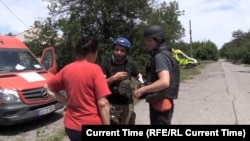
[24,19,60,57]
[25,0,187,71]
[195,41,219,61]
[144,1,185,47]
[232,29,244,47]
[5,32,14,36]
[45,0,152,64]
[220,29,250,64]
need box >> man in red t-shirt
[44,37,111,141]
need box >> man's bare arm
[97,97,110,125]
[105,72,128,85]
[44,84,67,105]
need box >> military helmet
[143,25,165,40]
[113,37,131,49]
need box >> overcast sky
[0,0,250,49]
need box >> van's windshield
[0,49,44,72]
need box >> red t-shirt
[47,60,111,131]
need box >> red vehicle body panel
[0,36,27,48]
[0,35,63,126]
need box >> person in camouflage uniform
[101,37,144,125]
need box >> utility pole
[189,20,193,57]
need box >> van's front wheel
[186,64,194,69]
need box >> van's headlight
[0,89,20,103]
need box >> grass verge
[180,60,214,81]
[37,128,65,141]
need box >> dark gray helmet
[143,25,165,40]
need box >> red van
[0,35,64,126]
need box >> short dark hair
[75,37,98,57]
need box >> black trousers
[65,127,82,141]
[149,99,174,125]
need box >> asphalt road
[135,59,250,124]
[2,59,250,141]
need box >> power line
[0,0,29,28]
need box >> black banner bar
[82,125,250,140]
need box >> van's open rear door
[40,47,57,74]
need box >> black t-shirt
[101,57,139,104]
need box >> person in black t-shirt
[101,37,144,125]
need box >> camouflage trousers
[110,104,136,125]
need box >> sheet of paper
[15,64,26,70]
[18,72,46,82]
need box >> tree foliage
[220,29,250,64]
[45,0,152,66]
[22,0,219,72]
[145,1,185,47]
[24,19,60,57]
[196,41,219,61]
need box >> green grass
[36,128,66,141]
[180,60,214,81]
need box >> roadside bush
[196,42,219,61]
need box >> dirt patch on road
[0,109,65,141]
